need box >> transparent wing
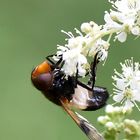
[60,99,104,140]
[75,112,104,140]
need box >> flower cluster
[53,0,140,77]
[98,105,140,140]
[54,22,109,76]
[112,58,140,110]
[104,0,140,42]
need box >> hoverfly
[31,53,109,140]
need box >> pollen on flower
[112,58,140,111]
[124,88,133,99]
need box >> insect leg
[46,54,56,65]
[46,54,64,69]
[89,53,100,89]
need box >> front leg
[46,54,56,65]
[46,54,63,69]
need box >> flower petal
[113,94,124,102]
[124,99,134,110]
[116,32,127,43]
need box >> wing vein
[60,99,104,140]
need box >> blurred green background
[0,0,140,140]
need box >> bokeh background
[0,0,140,140]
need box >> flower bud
[113,106,122,114]
[124,119,140,136]
[105,105,114,115]
[81,22,92,34]
[97,115,110,125]
[105,121,115,130]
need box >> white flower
[62,47,88,76]
[54,25,109,77]
[81,22,109,62]
[88,39,109,57]
[104,11,122,31]
[112,58,140,111]
[104,0,140,42]
[115,32,127,43]
[54,29,90,77]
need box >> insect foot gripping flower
[54,29,90,77]
[54,23,109,77]
[112,58,140,111]
[104,0,140,42]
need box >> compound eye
[31,61,53,91]
[31,73,53,91]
